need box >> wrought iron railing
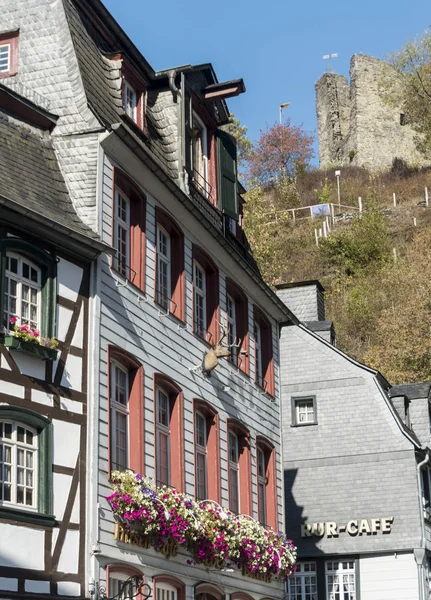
[191,169,213,203]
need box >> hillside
[243,165,431,384]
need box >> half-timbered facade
[0,85,107,598]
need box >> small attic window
[0,30,19,78]
[121,65,147,131]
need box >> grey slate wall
[279,323,422,556]
[276,282,325,322]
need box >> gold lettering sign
[114,523,179,556]
[301,517,394,538]
[242,566,272,583]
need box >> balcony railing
[191,169,213,203]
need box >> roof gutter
[109,122,298,325]
[416,449,430,600]
[0,195,112,260]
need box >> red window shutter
[169,391,184,492]
[171,233,185,321]
[239,432,251,515]
[129,366,144,474]
[130,196,146,292]
[265,447,278,530]
[206,412,220,502]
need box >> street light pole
[279,102,290,124]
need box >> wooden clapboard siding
[97,150,285,557]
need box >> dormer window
[123,80,137,121]
[0,31,19,78]
[121,66,146,131]
[192,112,210,198]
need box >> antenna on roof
[322,53,338,73]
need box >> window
[123,80,137,121]
[156,226,171,312]
[1,239,56,340]
[193,400,220,502]
[192,246,219,343]
[288,562,317,600]
[195,410,207,501]
[112,169,146,291]
[225,281,249,374]
[3,254,41,331]
[0,31,18,78]
[156,387,170,487]
[228,431,239,514]
[191,112,210,199]
[110,360,129,471]
[292,397,317,426]
[114,189,130,278]
[326,561,356,600]
[154,375,184,492]
[193,261,206,338]
[0,406,52,519]
[121,65,147,130]
[227,422,251,515]
[156,584,177,600]
[253,308,274,395]
[108,348,144,475]
[153,577,184,600]
[256,438,278,529]
[155,209,185,320]
[107,566,146,600]
[422,468,431,520]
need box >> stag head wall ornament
[202,321,241,374]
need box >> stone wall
[316,54,428,171]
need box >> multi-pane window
[0,421,37,509]
[3,253,41,331]
[326,561,356,600]
[193,261,206,338]
[0,44,10,73]
[257,446,267,525]
[294,398,317,425]
[228,431,239,513]
[156,584,177,600]
[254,321,263,386]
[123,80,137,121]
[109,573,137,600]
[156,225,171,311]
[288,562,318,600]
[192,112,209,196]
[195,411,207,501]
[110,361,129,471]
[156,388,170,487]
[114,188,130,277]
[227,294,237,364]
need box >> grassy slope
[244,167,431,384]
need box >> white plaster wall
[53,420,80,469]
[0,524,44,570]
[360,552,418,600]
[58,259,84,303]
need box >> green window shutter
[217,130,238,220]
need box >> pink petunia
[9,316,18,324]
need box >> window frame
[121,63,147,132]
[193,399,220,502]
[325,559,357,600]
[0,238,56,340]
[111,169,146,292]
[226,420,251,515]
[106,565,146,600]
[0,31,19,79]
[255,436,278,530]
[193,260,207,339]
[225,280,249,375]
[153,374,184,492]
[4,252,42,332]
[291,396,317,427]
[108,347,144,476]
[156,224,171,313]
[194,409,207,501]
[253,307,274,396]
[113,187,131,279]
[288,561,318,600]
[109,359,130,472]
[228,430,240,514]
[155,208,185,322]
[0,406,53,525]
[191,111,209,197]
[155,386,171,487]
[192,246,219,344]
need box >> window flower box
[108,470,297,581]
[4,335,58,361]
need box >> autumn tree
[221,113,252,176]
[248,120,314,185]
[387,30,431,153]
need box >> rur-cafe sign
[301,516,394,538]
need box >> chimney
[276,280,336,345]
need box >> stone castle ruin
[315,54,427,171]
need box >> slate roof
[0,113,100,243]
[390,382,431,400]
[304,320,333,332]
[62,0,178,178]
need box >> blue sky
[104,0,428,162]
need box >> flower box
[4,335,58,361]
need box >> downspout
[417,449,430,600]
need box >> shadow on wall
[284,468,324,558]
